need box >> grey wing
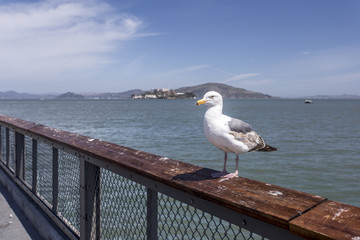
[228,118,266,151]
[228,118,252,133]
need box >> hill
[304,94,360,99]
[57,92,85,99]
[176,83,274,99]
[0,91,39,99]
[83,89,145,99]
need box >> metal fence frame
[0,117,305,240]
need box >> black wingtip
[258,144,277,152]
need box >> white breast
[203,111,249,154]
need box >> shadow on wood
[172,168,218,181]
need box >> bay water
[0,99,359,207]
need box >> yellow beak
[196,98,207,106]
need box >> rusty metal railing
[0,115,359,240]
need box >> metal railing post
[0,127,2,158]
[52,147,59,213]
[80,159,101,240]
[147,188,158,240]
[32,139,38,193]
[15,132,25,180]
[5,128,9,167]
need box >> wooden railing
[0,114,359,239]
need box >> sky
[0,0,360,97]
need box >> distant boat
[305,99,313,104]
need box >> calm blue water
[0,99,359,207]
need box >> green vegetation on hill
[176,83,274,99]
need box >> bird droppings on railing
[269,191,283,197]
[219,177,231,182]
[332,207,350,221]
[135,150,145,156]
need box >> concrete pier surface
[0,164,68,240]
[0,183,41,240]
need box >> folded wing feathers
[228,117,277,152]
[229,131,266,152]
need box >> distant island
[131,88,195,99]
[57,92,85,99]
[176,82,273,99]
[302,94,360,99]
[1,83,359,100]
[130,82,273,99]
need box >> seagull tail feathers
[258,144,277,152]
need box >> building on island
[131,88,195,99]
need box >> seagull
[196,91,277,178]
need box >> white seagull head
[196,91,223,108]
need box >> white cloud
[0,0,143,82]
[224,73,260,83]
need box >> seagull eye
[210,96,215,99]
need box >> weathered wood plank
[290,200,360,240]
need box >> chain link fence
[58,150,81,235]
[157,193,265,240]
